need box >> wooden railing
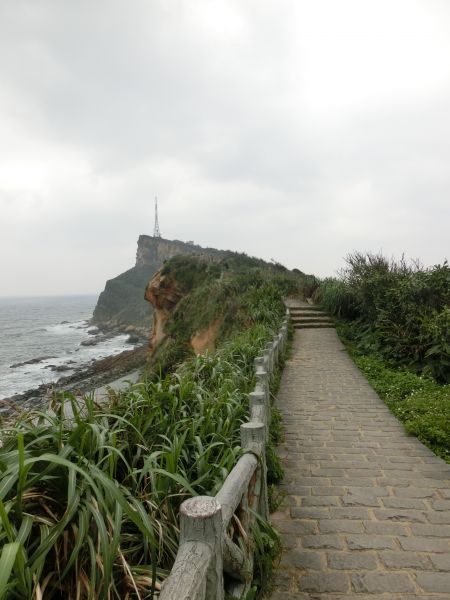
[159,310,289,600]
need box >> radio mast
[153,196,161,238]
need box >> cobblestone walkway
[270,327,450,599]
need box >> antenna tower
[153,196,161,238]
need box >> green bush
[352,353,450,463]
[313,278,359,319]
[316,254,450,382]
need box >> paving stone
[290,506,329,519]
[427,510,450,524]
[411,523,450,537]
[327,551,377,570]
[399,537,450,553]
[319,519,364,534]
[330,507,371,520]
[346,486,390,497]
[292,477,330,487]
[301,495,340,507]
[332,477,376,487]
[284,519,321,536]
[280,550,325,570]
[363,521,409,536]
[342,492,381,507]
[346,534,396,550]
[382,497,428,509]
[302,534,343,549]
[272,570,293,591]
[280,534,299,550]
[416,571,450,593]
[373,508,428,523]
[298,572,349,593]
[395,487,436,498]
[379,550,429,569]
[351,572,415,593]
[311,486,345,496]
[429,553,450,570]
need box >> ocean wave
[0,332,138,400]
[46,320,90,335]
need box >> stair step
[294,323,334,329]
[291,312,328,319]
[291,316,331,322]
[291,313,330,321]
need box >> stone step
[288,304,319,312]
[293,322,334,329]
[291,315,330,320]
[290,311,327,318]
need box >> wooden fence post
[241,422,268,520]
[249,390,269,427]
[180,497,224,600]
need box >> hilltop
[92,235,307,336]
[92,236,228,335]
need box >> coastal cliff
[92,236,227,335]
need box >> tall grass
[0,265,289,598]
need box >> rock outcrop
[190,318,222,355]
[92,236,227,334]
[144,262,224,358]
[144,268,184,354]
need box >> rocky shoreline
[0,343,148,416]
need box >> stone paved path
[270,326,450,599]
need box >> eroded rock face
[190,318,222,355]
[145,263,224,358]
[144,268,183,353]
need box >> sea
[0,295,136,400]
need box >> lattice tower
[153,196,161,238]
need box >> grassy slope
[0,255,302,599]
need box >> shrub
[316,254,450,382]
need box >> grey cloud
[0,0,449,295]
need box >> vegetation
[314,252,450,383]
[343,344,450,464]
[0,255,298,599]
[153,254,302,375]
[313,251,449,462]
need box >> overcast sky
[1,0,449,296]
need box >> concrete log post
[273,336,279,367]
[280,324,288,353]
[241,422,269,520]
[254,360,269,402]
[254,356,265,373]
[180,496,224,600]
[263,347,273,378]
[272,339,278,370]
[249,390,268,427]
[277,332,283,360]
